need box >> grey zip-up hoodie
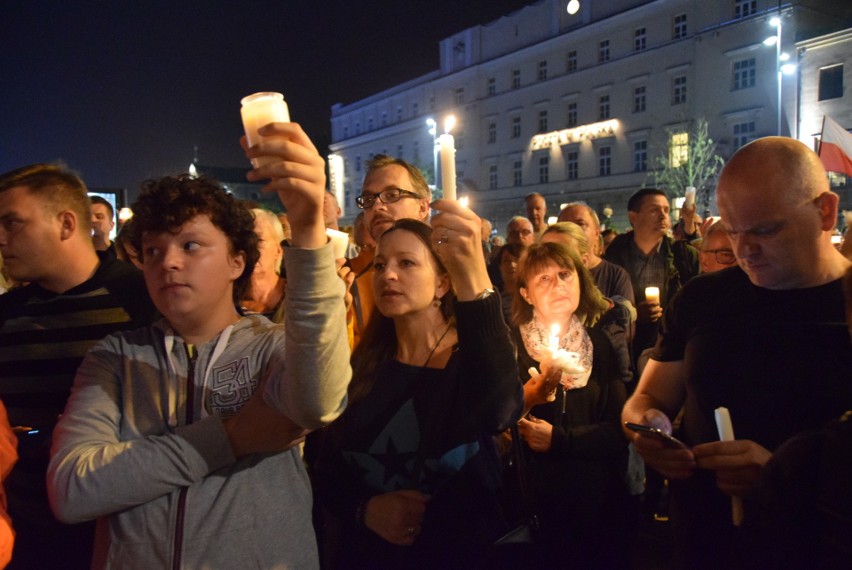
[48,244,351,569]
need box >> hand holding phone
[625,422,689,449]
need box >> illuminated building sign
[530,119,619,150]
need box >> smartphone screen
[624,422,689,449]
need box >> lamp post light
[426,118,438,191]
[764,14,797,136]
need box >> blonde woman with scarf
[511,241,633,568]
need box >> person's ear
[58,210,77,241]
[435,272,451,299]
[229,251,247,280]
[627,211,638,229]
[418,198,431,221]
[519,286,532,305]
[814,192,839,232]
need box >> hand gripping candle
[241,92,290,168]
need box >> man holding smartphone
[622,137,852,569]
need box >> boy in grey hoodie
[48,124,351,569]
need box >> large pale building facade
[328,0,851,231]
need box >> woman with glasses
[698,221,737,273]
[311,201,522,568]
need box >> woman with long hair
[312,203,522,568]
[512,241,632,568]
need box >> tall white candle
[240,92,290,168]
[438,133,457,201]
[644,286,660,305]
[684,186,696,210]
[714,407,744,526]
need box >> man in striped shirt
[0,164,157,569]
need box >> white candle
[438,133,457,201]
[684,186,696,210]
[644,286,660,305]
[548,324,560,353]
[714,407,744,527]
[240,92,290,168]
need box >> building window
[355,121,361,135]
[538,60,548,81]
[538,110,548,133]
[368,118,374,131]
[412,102,419,116]
[512,69,521,89]
[734,0,757,19]
[413,141,420,161]
[598,40,610,63]
[343,126,349,138]
[819,65,844,101]
[566,50,578,73]
[634,28,647,51]
[670,132,689,168]
[599,94,610,120]
[456,135,464,150]
[566,151,578,180]
[732,58,756,90]
[539,156,549,184]
[487,77,496,96]
[454,88,465,104]
[397,107,402,122]
[567,102,578,127]
[672,75,687,105]
[513,160,523,187]
[633,140,648,172]
[488,122,497,144]
[429,96,435,110]
[599,146,611,176]
[512,117,521,139]
[356,155,362,172]
[489,165,498,190]
[673,13,687,40]
[633,86,646,113]
[397,144,403,159]
[381,112,387,126]
[733,121,756,149]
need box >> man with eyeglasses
[697,221,737,273]
[349,155,431,346]
[623,137,852,569]
[505,216,535,247]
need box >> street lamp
[426,118,438,191]
[764,14,797,136]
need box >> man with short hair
[622,137,852,569]
[506,216,535,247]
[0,164,157,568]
[559,202,634,304]
[90,195,116,261]
[350,154,431,345]
[525,192,548,239]
[697,221,737,273]
[604,188,699,369]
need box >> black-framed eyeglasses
[701,248,736,264]
[356,188,421,209]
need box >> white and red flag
[819,115,852,177]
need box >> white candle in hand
[439,133,457,201]
[645,286,660,305]
[241,92,290,168]
[714,407,744,527]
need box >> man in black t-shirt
[622,137,852,569]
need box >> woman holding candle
[311,202,522,569]
[511,241,632,568]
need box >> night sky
[2,0,534,198]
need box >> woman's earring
[433,297,442,308]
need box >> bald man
[622,137,852,569]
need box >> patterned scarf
[519,313,593,389]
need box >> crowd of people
[0,125,850,569]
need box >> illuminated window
[567,102,578,127]
[673,13,687,40]
[567,50,578,72]
[633,86,646,113]
[635,28,646,51]
[566,151,579,180]
[670,132,689,168]
[732,58,756,90]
